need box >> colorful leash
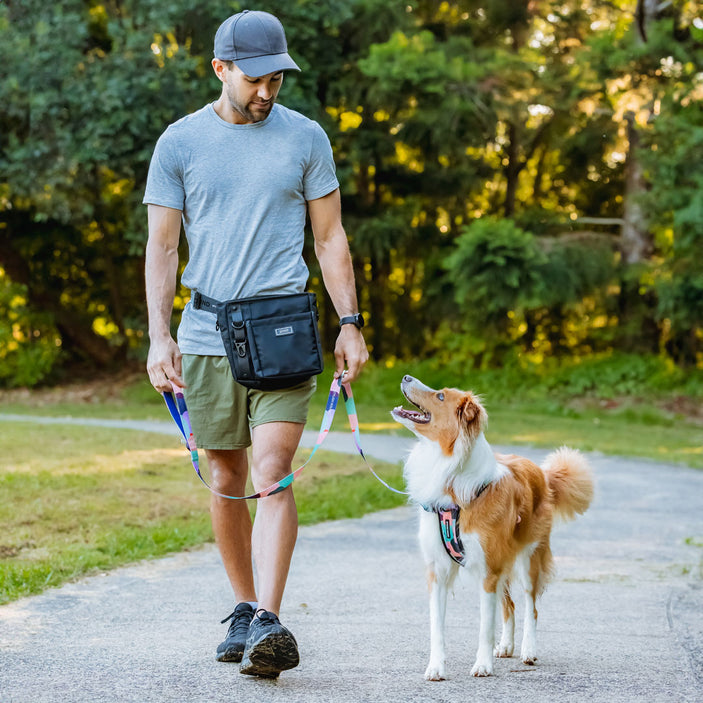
[162,376,408,500]
[339,380,408,496]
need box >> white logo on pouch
[275,326,294,336]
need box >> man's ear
[212,58,228,83]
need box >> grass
[1,353,701,603]
[309,362,703,470]
[0,422,404,605]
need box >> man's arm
[145,204,185,392]
[308,188,369,383]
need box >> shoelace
[252,608,277,625]
[221,607,254,638]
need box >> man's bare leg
[206,448,257,603]
[207,447,260,664]
[249,421,303,615]
[236,421,303,678]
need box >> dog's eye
[437,392,444,401]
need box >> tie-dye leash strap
[339,383,408,496]
[162,376,407,500]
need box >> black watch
[339,313,365,330]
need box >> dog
[391,375,594,680]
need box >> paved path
[0,414,702,702]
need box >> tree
[0,0,216,372]
[1,0,701,385]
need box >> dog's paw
[494,642,514,658]
[471,659,494,677]
[521,647,538,666]
[424,663,446,681]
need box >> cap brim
[233,52,300,77]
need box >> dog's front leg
[425,567,450,681]
[471,586,497,676]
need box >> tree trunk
[620,113,652,264]
[368,258,387,361]
[504,122,520,218]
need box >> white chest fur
[404,432,507,508]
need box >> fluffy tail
[542,447,594,522]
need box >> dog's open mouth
[393,394,431,424]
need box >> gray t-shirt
[143,102,339,355]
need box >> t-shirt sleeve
[142,128,185,210]
[303,122,340,201]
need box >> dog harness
[423,482,492,566]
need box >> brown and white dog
[391,375,594,680]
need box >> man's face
[219,61,283,123]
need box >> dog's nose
[403,375,414,383]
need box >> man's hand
[146,336,184,392]
[334,324,369,384]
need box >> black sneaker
[216,603,256,662]
[239,609,300,678]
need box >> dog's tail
[542,447,594,522]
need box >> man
[143,10,368,679]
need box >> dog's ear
[458,396,480,428]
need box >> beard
[226,88,275,123]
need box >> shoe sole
[240,632,300,679]
[215,648,244,663]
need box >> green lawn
[0,421,404,605]
[1,357,701,604]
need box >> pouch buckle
[235,341,247,358]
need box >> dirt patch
[0,370,145,407]
[660,395,703,423]
[0,542,36,559]
[565,395,703,426]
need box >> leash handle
[162,376,407,500]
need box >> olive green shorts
[181,355,317,450]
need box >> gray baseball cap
[213,10,300,77]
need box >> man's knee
[251,455,293,491]
[206,449,249,492]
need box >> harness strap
[437,506,466,566]
[163,376,408,500]
[422,481,493,566]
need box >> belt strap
[162,376,408,500]
[191,290,220,313]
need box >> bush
[0,274,61,388]
[441,218,617,363]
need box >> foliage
[0,422,403,604]
[640,94,703,364]
[442,218,616,362]
[445,218,545,319]
[0,272,61,387]
[1,0,703,386]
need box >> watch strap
[339,314,364,329]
